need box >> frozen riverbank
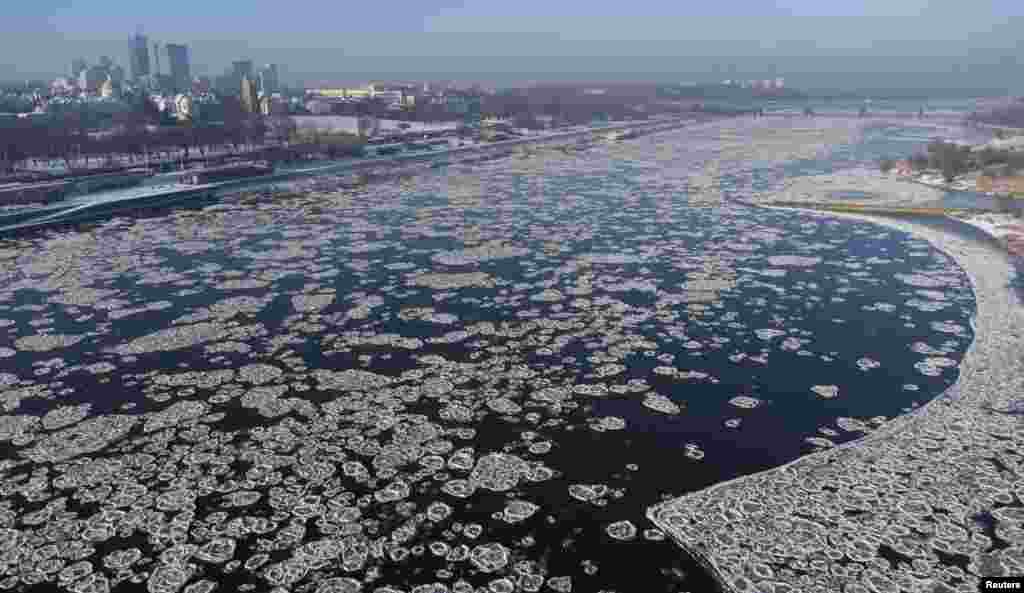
[649,202,1024,593]
[754,168,948,208]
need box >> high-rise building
[166,44,191,93]
[240,76,259,113]
[232,60,254,81]
[130,33,151,80]
[71,59,88,80]
[258,64,279,96]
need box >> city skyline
[2,0,1022,92]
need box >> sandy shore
[649,203,1024,593]
[755,169,948,207]
[959,213,1024,257]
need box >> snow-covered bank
[651,195,1024,593]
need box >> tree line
[879,140,1024,182]
[966,102,1024,129]
[0,95,374,175]
[1,97,273,174]
[479,88,654,126]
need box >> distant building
[154,95,175,114]
[258,64,280,95]
[371,89,404,107]
[71,59,88,80]
[175,94,195,122]
[109,65,125,85]
[308,87,372,100]
[241,76,259,113]
[255,95,286,116]
[216,60,255,98]
[152,42,161,75]
[232,60,254,81]
[774,78,785,89]
[130,33,151,80]
[78,66,108,92]
[51,78,76,95]
[99,77,115,99]
[166,44,191,93]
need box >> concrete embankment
[649,200,1024,593]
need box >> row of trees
[480,87,653,126]
[0,96,314,175]
[966,103,1024,129]
[1,115,276,174]
[880,140,1024,182]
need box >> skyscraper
[258,64,280,96]
[232,60,254,81]
[130,33,150,80]
[240,76,259,114]
[166,44,191,93]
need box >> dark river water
[0,118,984,593]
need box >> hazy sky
[3,0,1022,91]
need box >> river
[0,114,991,593]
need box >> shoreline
[0,115,716,235]
[650,202,1024,593]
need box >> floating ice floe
[810,385,840,399]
